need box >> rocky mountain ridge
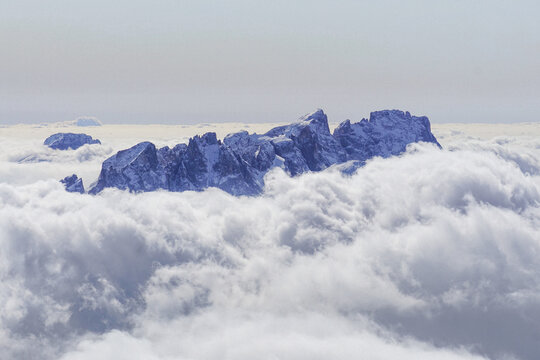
[82,109,440,195]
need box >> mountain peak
[300,108,327,122]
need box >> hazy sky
[1,0,539,124]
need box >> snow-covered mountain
[88,109,440,195]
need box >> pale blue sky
[1,0,539,124]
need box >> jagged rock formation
[333,110,439,160]
[44,133,101,150]
[89,109,441,195]
[61,174,85,193]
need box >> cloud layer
[1,126,540,359]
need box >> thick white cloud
[0,124,539,359]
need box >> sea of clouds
[1,123,540,360]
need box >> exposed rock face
[264,109,347,175]
[89,109,441,195]
[44,133,101,150]
[61,174,85,193]
[333,110,440,161]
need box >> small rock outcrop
[61,174,85,193]
[44,133,101,150]
[89,109,441,196]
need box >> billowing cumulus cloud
[1,125,540,359]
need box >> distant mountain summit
[87,109,440,195]
[44,133,101,150]
[72,117,102,127]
